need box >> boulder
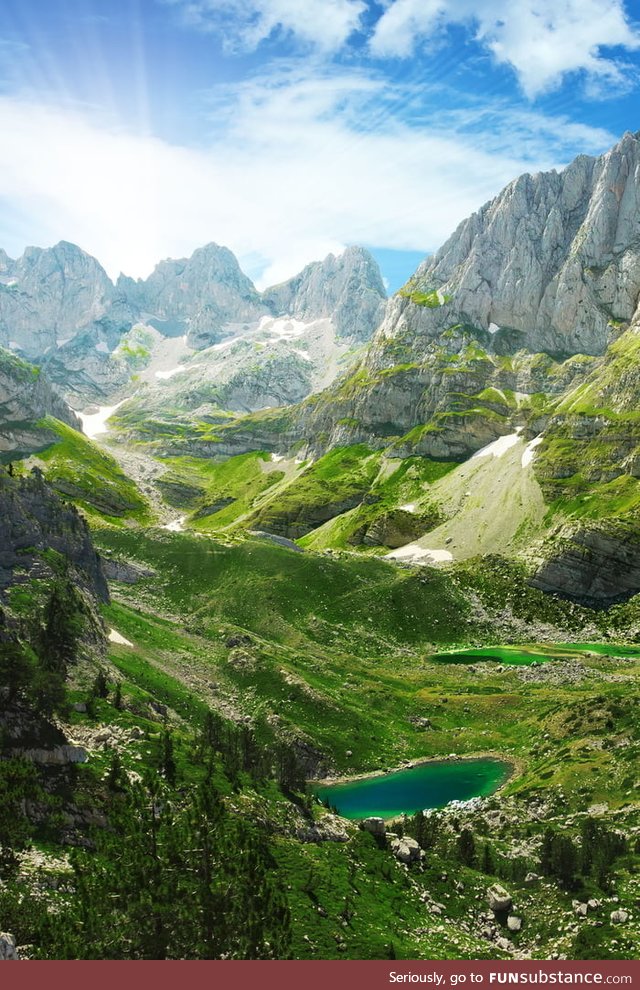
[487,884,513,912]
[507,916,522,933]
[361,817,386,837]
[610,909,629,924]
[390,836,422,864]
[0,933,18,960]
[102,558,156,584]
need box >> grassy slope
[94,528,639,804]
[535,328,640,524]
[401,436,547,560]
[158,450,302,529]
[88,524,640,959]
[300,435,546,560]
[300,455,454,550]
[27,418,151,524]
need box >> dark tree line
[0,576,85,717]
[40,772,292,959]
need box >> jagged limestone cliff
[0,347,80,459]
[0,468,108,602]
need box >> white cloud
[166,0,366,52]
[371,0,640,98]
[0,72,616,286]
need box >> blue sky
[0,0,639,290]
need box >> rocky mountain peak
[0,242,116,360]
[262,245,386,341]
[395,130,640,359]
[125,241,268,348]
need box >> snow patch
[292,347,312,362]
[78,400,126,440]
[522,435,544,468]
[162,516,186,532]
[399,503,417,513]
[488,322,500,334]
[57,338,72,347]
[386,544,453,565]
[271,453,285,463]
[108,628,133,647]
[257,315,309,341]
[470,430,522,460]
[95,341,109,354]
[155,363,200,381]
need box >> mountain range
[1,130,640,962]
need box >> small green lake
[430,642,640,666]
[313,757,511,821]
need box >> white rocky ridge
[0,240,387,409]
[392,130,640,358]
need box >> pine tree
[481,842,495,875]
[457,827,476,866]
[106,752,125,792]
[92,669,109,699]
[160,731,176,786]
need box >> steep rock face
[0,242,137,402]
[532,322,640,501]
[285,132,640,461]
[402,130,640,358]
[531,524,640,603]
[0,469,109,602]
[0,347,80,458]
[352,508,435,549]
[262,246,386,341]
[0,241,120,357]
[121,243,268,349]
[0,240,387,408]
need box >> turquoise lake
[313,757,511,821]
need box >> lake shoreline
[312,750,519,793]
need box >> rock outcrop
[0,347,80,458]
[0,469,109,602]
[487,884,513,912]
[361,817,386,837]
[403,130,640,358]
[389,835,422,864]
[285,131,640,461]
[263,246,386,341]
[101,557,157,584]
[531,524,640,604]
[0,933,18,960]
[119,242,268,350]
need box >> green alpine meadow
[1,8,640,960]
